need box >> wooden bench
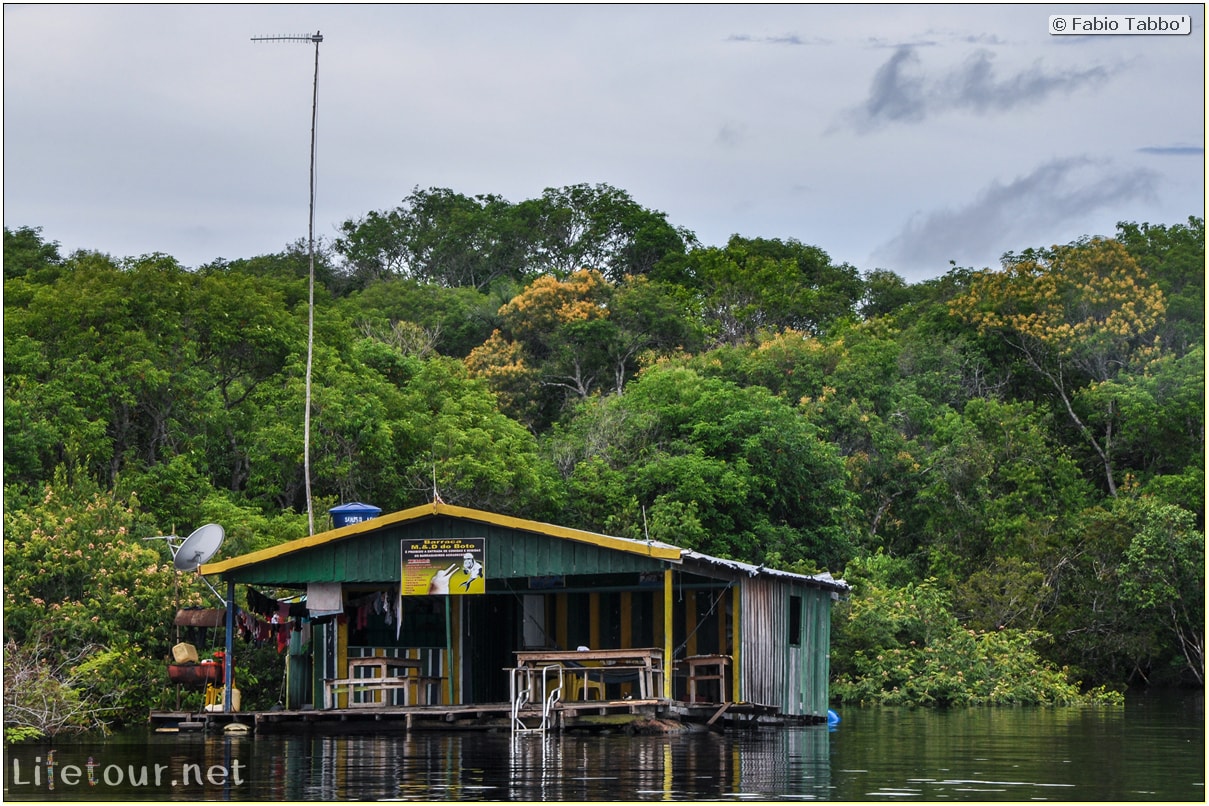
[324,675,447,708]
[324,676,411,708]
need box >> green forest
[3,184,1204,737]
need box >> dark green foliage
[832,555,1124,706]
[549,364,858,568]
[2,204,1202,731]
[333,183,694,290]
[4,225,63,283]
[1115,217,1205,352]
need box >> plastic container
[330,502,382,528]
[172,642,199,664]
[205,687,240,712]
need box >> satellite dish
[173,523,225,571]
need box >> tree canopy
[3,195,1202,732]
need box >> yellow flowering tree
[465,269,611,424]
[950,238,1167,496]
[466,269,699,427]
[3,472,192,733]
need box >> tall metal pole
[223,579,235,713]
[253,31,323,535]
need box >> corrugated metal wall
[788,583,832,717]
[739,577,833,717]
[740,577,785,708]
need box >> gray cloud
[874,157,1159,271]
[864,37,941,49]
[726,32,826,46]
[844,45,1111,131]
[961,33,1009,46]
[1137,145,1204,156]
[716,123,746,147]
[859,46,928,124]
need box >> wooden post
[620,592,633,697]
[731,585,741,704]
[589,592,600,649]
[663,568,673,700]
[556,593,568,650]
[336,613,348,709]
[685,590,698,657]
[444,596,453,705]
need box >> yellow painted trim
[663,569,673,699]
[201,501,681,575]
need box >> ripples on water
[3,692,1202,801]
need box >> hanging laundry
[246,588,278,618]
[307,582,343,617]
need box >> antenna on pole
[253,30,323,535]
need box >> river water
[4,691,1202,801]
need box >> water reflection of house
[199,502,848,727]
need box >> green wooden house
[200,502,847,720]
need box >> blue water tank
[329,502,382,528]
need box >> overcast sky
[3,4,1204,282]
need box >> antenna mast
[253,31,323,535]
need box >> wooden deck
[150,697,811,735]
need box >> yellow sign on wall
[401,537,485,596]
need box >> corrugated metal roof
[681,550,850,594]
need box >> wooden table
[513,648,665,700]
[680,654,731,703]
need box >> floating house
[196,502,848,731]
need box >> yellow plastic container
[172,642,199,664]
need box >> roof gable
[199,501,848,593]
[200,501,682,578]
